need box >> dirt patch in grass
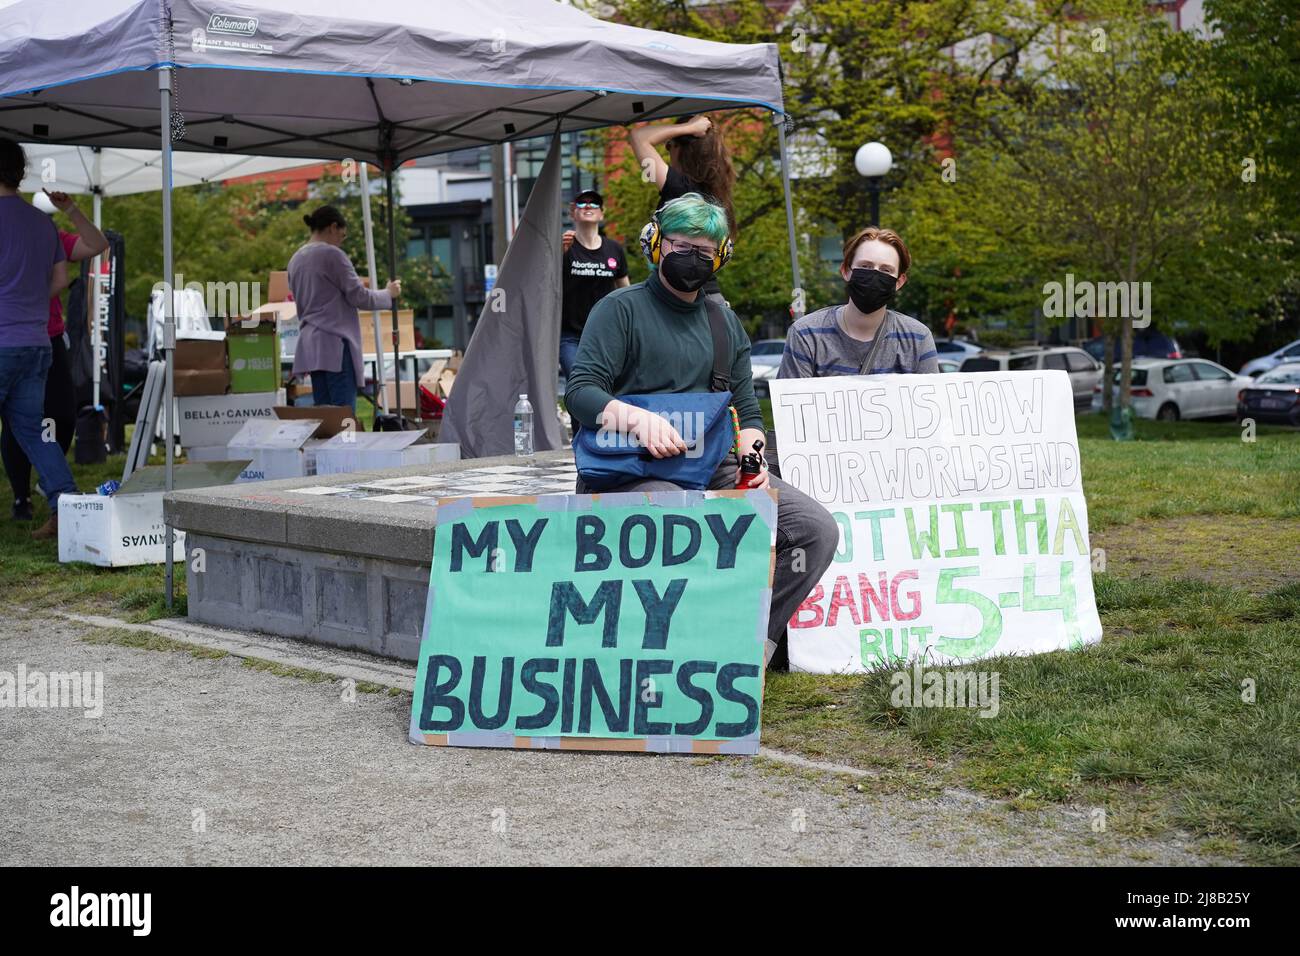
[1093,515,1300,593]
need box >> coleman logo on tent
[207,14,259,36]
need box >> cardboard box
[234,301,298,362]
[228,418,323,482]
[175,339,227,371]
[382,380,420,415]
[173,368,231,397]
[273,404,362,438]
[360,309,416,355]
[418,351,462,399]
[178,391,281,448]
[315,430,460,476]
[226,319,280,393]
[58,461,246,567]
[268,270,290,303]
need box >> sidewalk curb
[54,610,872,775]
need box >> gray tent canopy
[0,0,783,161]
[0,0,799,607]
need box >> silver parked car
[959,346,1102,409]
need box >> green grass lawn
[4,409,1299,860]
[763,413,1300,862]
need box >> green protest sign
[408,490,777,754]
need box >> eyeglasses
[663,237,718,261]
[575,202,601,209]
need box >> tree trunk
[1101,329,1115,413]
[1119,316,1135,409]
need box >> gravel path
[1,616,1226,866]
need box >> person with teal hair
[565,193,837,669]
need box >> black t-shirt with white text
[562,235,628,337]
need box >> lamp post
[854,141,893,227]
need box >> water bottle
[513,393,535,457]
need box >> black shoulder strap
[703,296,731,393]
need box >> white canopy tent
[0,0,796,605]
[17,144,326,407]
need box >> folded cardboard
[225,318,280,394]
[268,270,290,304]
[58,461,246,567]
[228,418,323,482]
[173,368,231,397]
[273,404,362,438]
[418,351,462,399]
[178,391,281,448]
[315,429,460,475]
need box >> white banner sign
[770,371,1103,673]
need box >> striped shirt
[777,305,939,378]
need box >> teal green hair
[657,192,730,246]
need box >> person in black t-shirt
[629,114,737,303]
[560,189,629,378]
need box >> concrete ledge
[164,449,573,565]
[168,450,575,660]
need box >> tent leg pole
[160,68,176,610]
[385,165,403,428]
[359,163,387,413]
[91,148,103,409]
[776,114,804,322]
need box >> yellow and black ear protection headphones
[639,210,734,272]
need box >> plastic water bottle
[513,393,535,457]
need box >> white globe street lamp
[854,141,893,226]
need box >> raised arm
[46,191,108,262]
[627,116,710,191]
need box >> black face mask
[660,251,715,294]
[846,267,898,314]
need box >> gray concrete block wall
[185,533,430,662]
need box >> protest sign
[409,489,777,754]
[770,371,1103,673]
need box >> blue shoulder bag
[574,298,736,491]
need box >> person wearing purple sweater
[0,138,79,539]
[288,206,401,412]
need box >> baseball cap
[573,189,603,206]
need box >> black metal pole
[869,180,881,227]
[384,162,404,428]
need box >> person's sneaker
[11,498,33,521]
[32,513,58,540]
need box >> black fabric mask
[660,251,715,293]
[846,267,898,313]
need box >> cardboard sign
[409,490,777,754]
[770,371,1103,673]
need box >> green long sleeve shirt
[564,270,764,433]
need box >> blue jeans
[559,334,581,381]
[0,346,78,509]
[309,342,358,412]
